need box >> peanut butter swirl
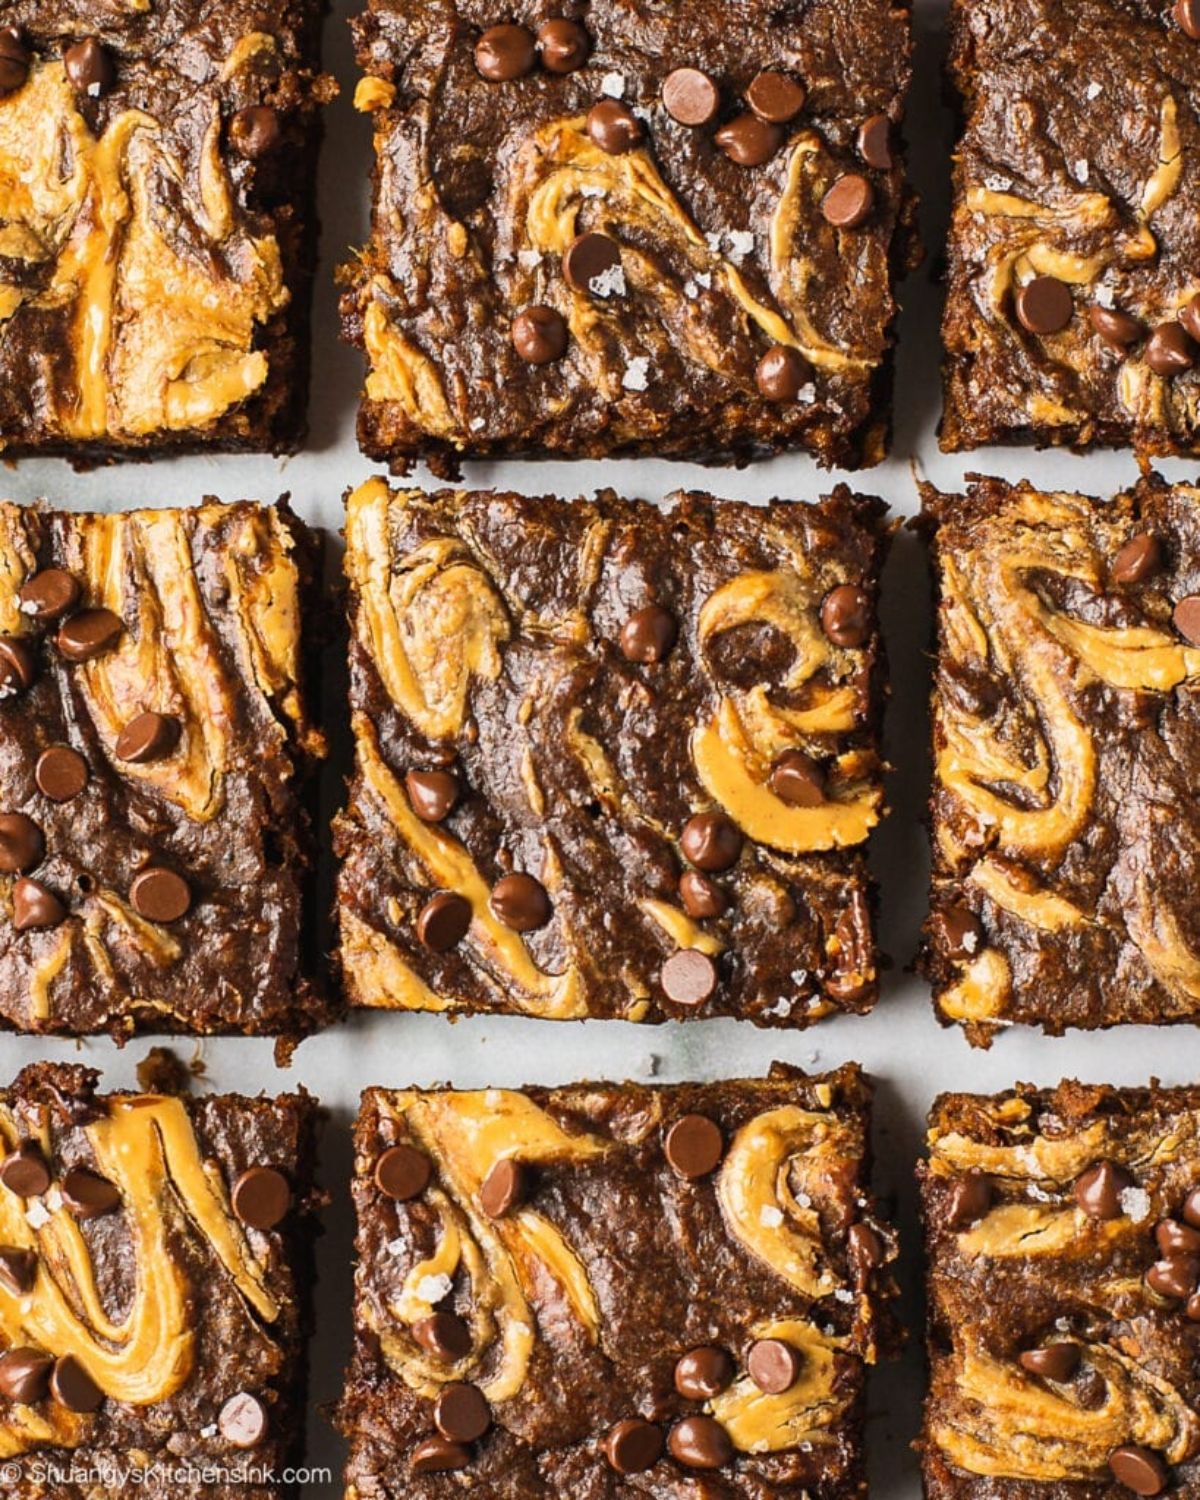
[0,55,286,446]
[925,1085,1200,1484]
[0,1095,278,1457]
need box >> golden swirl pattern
[0,55,286,446]
[0,1096,278,1457]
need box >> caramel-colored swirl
[936,485,1200,1019]
[931,1343,1200,1480]
[0,56,286,445]
[375,1091,609,1401]
[717,1105,856,1303]
[345,479,510,741]
[693,570,880,853]
[711,1319,849,1454]
[0,1096,277,1456]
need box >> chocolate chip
[0,637,36,698]
[1109,1446,1167,1496]
[619,604,677,663]
[714,112,782,166]
[229,105,282,159]
[536,18,590,73]
[664,1113,723,1178]
[747,1338,801,1394]
[35,745,88,802]
[820,583,871,647]
[115,711,179,763]
[822,174,874,228]
[562,232,622,294]
[0,1142,50,1198]
[129,867,190,924]
[405,769,460,823]
[674,1346,734,1400]
[19,568,80,623]
[475,23,536,81]
[413,1312,472,1362]
[1183,1188,1200,1228]
[56,608,124,663]
[680,812,742,872]
[930,905,984,962]
[0,813,43,874]
[1147,1255,1200,1300]
[0,30,29,97]
[219,1390,269,1448]
[1111,533,1162,586]
[603,1418,663,1474]
[1176,0,1200,38]
[1145,320,1195,376]
[1173,595,1200,646]
[1157,1218,1200,1256]
[661,949,717,1007]
[945,1169,992,1228]
[1015,276,1073,334]
[64,37,115,97]
[0,1246,35,1296]
[1018,1342,1080,1380]
[0,1349,51,1404]
[375,1144,433,1202]
[745,70,806,123]
[61,1167,120,1219]
[1181,293,1200,343]
[1073,1160,1132,1220]
[480,1158,529,1218]
[1188,1292,1200,1322]
[668,1415,733,1470]
[662,67,719,126]
[411,1436,472,1473]
[678,870,727,919]
[51,1354,103,1413]
[13,877,67,933]
[755,344,811,401]
[417,891,472,951]
[768,749,824,806]
[491,872,551,932]
[587,98,643,154]
[231,1166,292,1230]
[434,1382,491,1443]
[857,113,893,169]
[511,305,568,364]
[1090,305,1144,349]
[848,1221,884,1288]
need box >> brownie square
[335,478,889,1027]
[342,0,917,473]
[921,1079,1200,1500]
[921,473,1200,1043]
[0,2,331,463]
[340,1063,898,1498]
[942,0,1200,456]
[0,496,329,1041]
[0,1063,320,1500]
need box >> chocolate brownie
[0,497,330,1042]
[942,0,1200,456]
[921,474,1200,1043]
[0,1062,321,1500]
[335,478,889,1027]
[921,1079,1200,1500]
[0,2,332,463]
[342,0,918,474]
[340,1063,898,1498]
